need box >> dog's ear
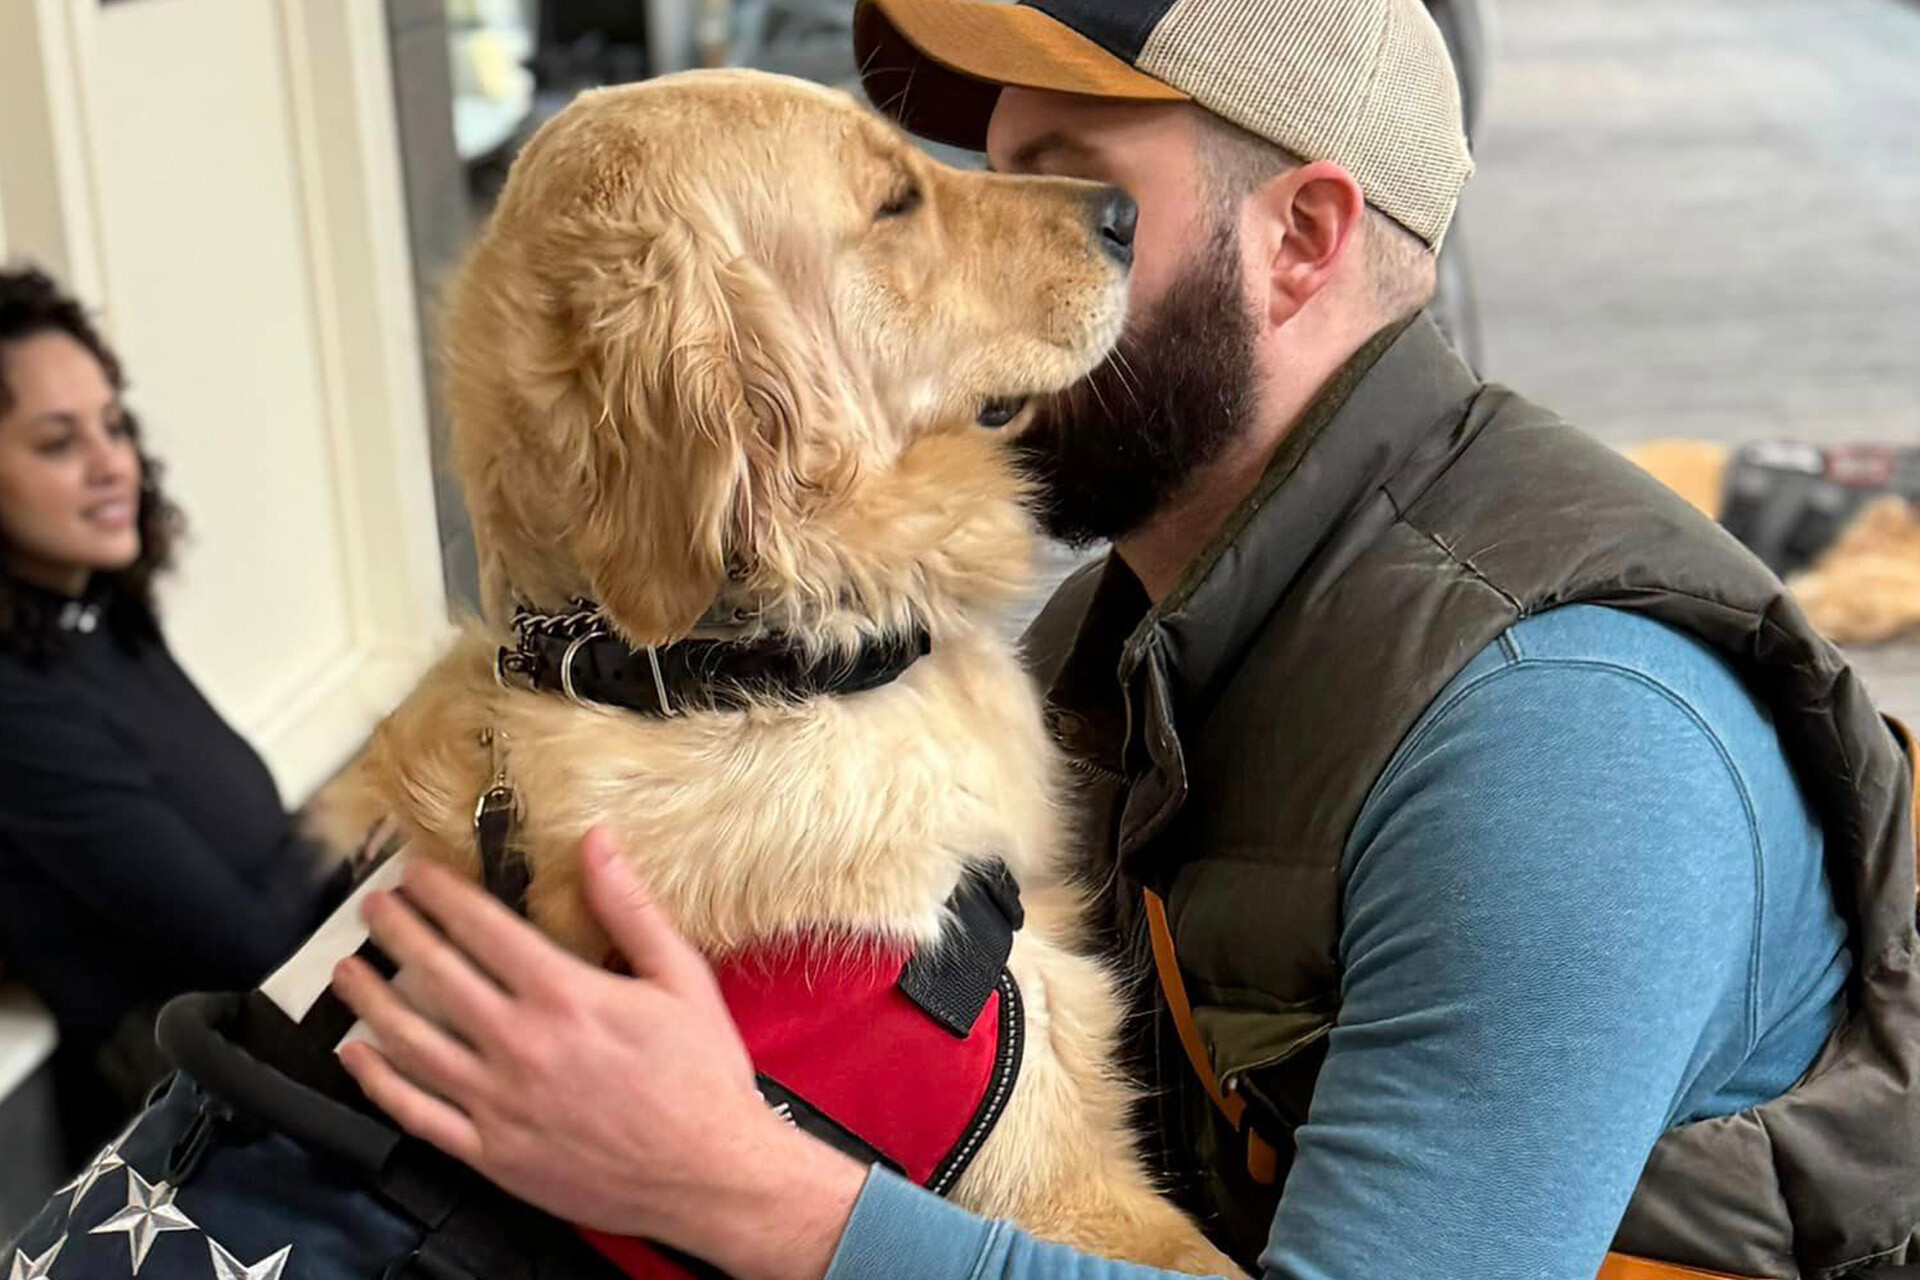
[550,212,832,646]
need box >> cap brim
[855,0,1188,153]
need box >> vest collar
[1127,314,1482,710]
[1047,314,1484,863]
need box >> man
[331,2,1920,1278]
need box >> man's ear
[1248,160,1368,327]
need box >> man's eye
[877,182,923,220]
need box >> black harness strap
[898,864,1025,1037]
[157,993,643,1280]
[755,1074,904,1178]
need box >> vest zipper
[1066,754,1125,785]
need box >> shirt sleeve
[827,656,1765,1280]
[0,685,335,988]
[828,1168,1230,1280]
[1264,658,1762,1280]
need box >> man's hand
[330,828,868,1280]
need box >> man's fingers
[331,955,488,1100]
[580,828,709,989]
[337,1040,484,1165]
[362,888,513,1040]
[396,858,568,996]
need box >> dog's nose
[1093,188,1138,267]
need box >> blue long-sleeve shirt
[825,605,1852,1280]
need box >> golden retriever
[1624,440,1920,647]
[323,70,1237,1276]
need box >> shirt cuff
[824,1166,1002,1280]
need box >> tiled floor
[1465,0,1920,719]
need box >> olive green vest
[1025,316,1920,1279]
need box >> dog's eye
[876,181,923,221]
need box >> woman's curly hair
[0,265,185,655]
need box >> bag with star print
[4,1075,420,1280]
[4,993,636,1280]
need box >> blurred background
[2,0,1917,1235]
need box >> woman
[0,266,357,1157]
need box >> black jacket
[0,588,344,1137]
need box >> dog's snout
[1092,187,1138,267]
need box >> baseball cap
[854,0,1475,249]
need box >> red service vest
[582,887,1023,1280]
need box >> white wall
[91,0,358,741]
[0,0,450,803]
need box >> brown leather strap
[1143,888,1243,1126]
[1142,889,1276,1184]
[1596,1255,1758,1280]
[1143,889,1775,1278]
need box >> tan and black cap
[855,0,1475,249]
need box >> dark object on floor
[1722,441,1920,578]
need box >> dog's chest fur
[336,620,1068,962]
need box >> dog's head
[444,71,1132,646]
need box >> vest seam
[1749,1106,1801,1274]
[1383,493,1527,616]
[1358,653,1769,1057]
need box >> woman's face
[0,331,143,593]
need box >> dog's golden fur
[320,71,1237,1275]
[1625,440,1920,647]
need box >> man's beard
[1013,217,1259,548]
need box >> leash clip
[474,727,532,916]
[473,727,519,829]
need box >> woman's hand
[329,829,868,1280]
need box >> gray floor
[1463,0,1920,718]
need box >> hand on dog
[330,828,868,1280]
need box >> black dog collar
[496,600,932,718]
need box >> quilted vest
[1024,316,1920,1279]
